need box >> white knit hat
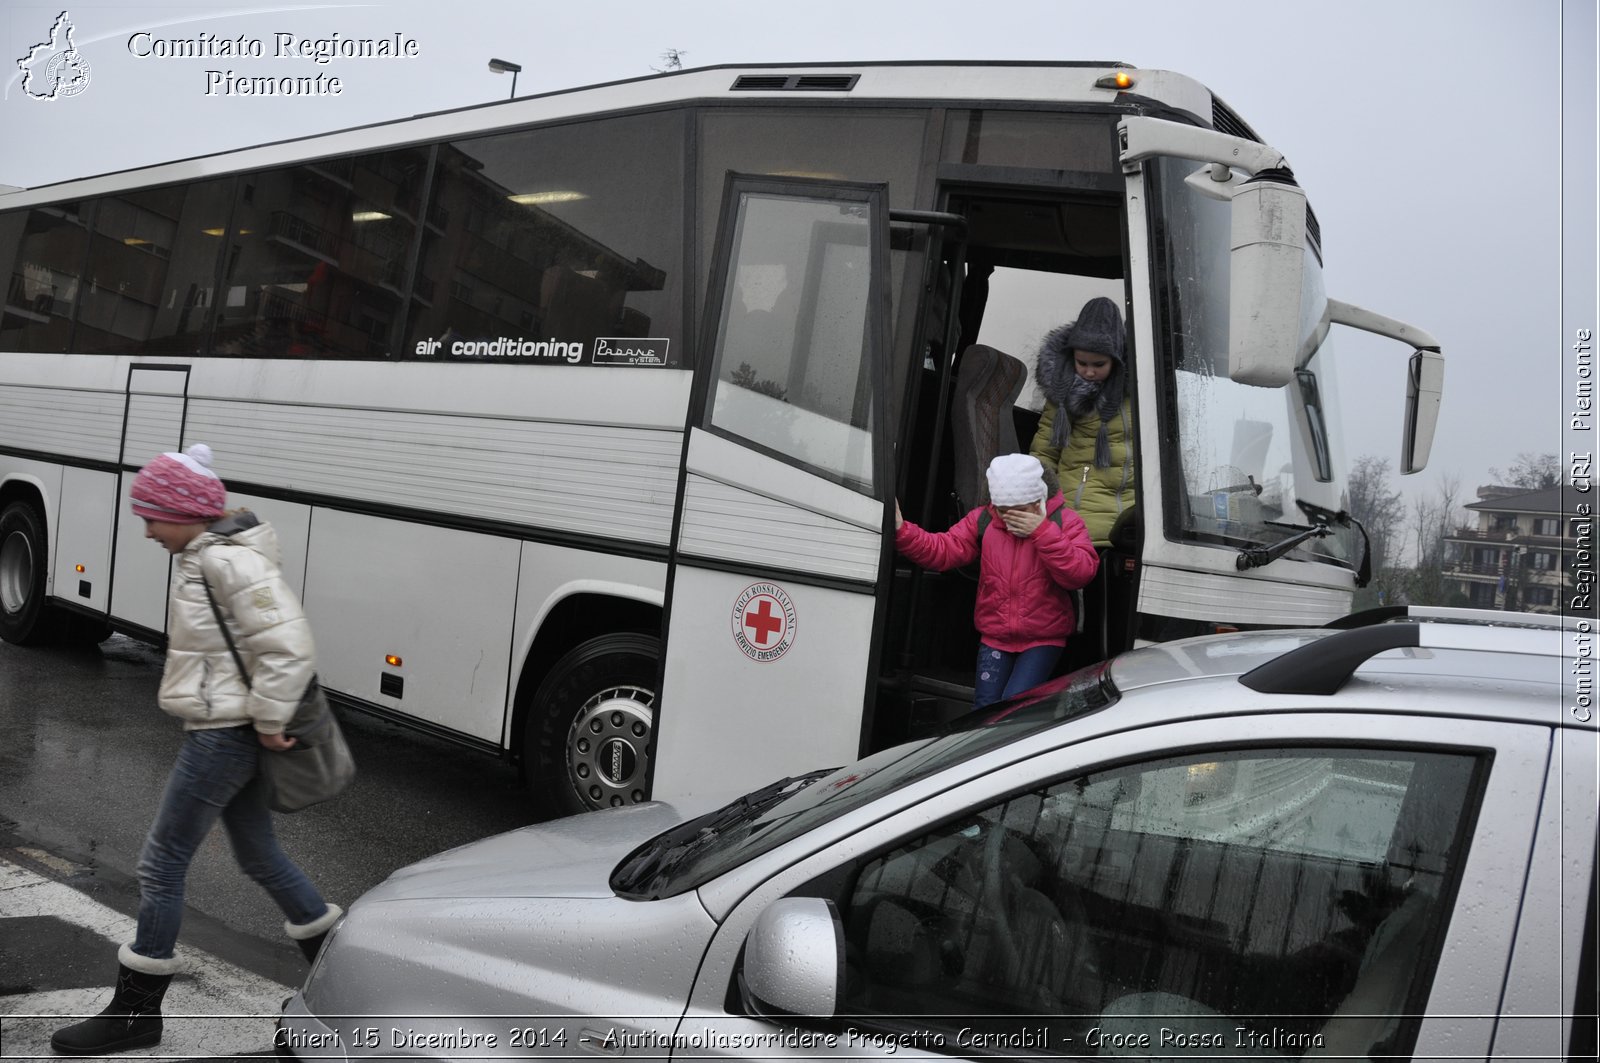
[986,453,1046,507]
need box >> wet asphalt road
[0,632,540,983]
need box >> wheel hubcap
[0,529,33,615]
[566,685,654,810]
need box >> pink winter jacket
[896,494,1100,653]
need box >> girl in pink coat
[896,453,1100,707]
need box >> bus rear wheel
[0,500,59,646]
[528,633,660,818]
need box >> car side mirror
[739,897,843,1019]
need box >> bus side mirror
[1324,299,1445,476]
[1227,176,1307,388]
[1402,349,1444,474]
[1117,118,1309,389]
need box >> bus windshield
[1152,156,1356,568]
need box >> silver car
[277,608,1595,1060]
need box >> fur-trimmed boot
[285,903,342,963]
[51,944,179,1055]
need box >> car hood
[296,798,728,1027]
[363,799,711,902]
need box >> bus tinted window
[77,180,233,356]
[942,110,1118,172]
[405,110,684,366]
[697,108,926,335]
[211,148,429,359]
[0,201,90,354]
[708,191,878,492]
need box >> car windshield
[610,662,1120,899]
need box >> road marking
[0,856,293,1059]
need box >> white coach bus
[0,62,1443,816]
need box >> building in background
[1443,485,1584,614]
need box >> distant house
[1442,485,1585,613]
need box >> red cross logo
[744,596,784,646]
[732,583,797,662]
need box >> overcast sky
[1,0,1592,513]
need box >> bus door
[110,363,191,633]
[651,176,895,804]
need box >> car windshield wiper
[610,769,833,898]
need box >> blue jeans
[973,643,1063,709]
[133,725,327,960]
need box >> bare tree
[1406,473,1465,605]
[652,49,688,73]
[1347,455,1405,572]
[1489,452,1561,490]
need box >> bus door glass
[652,176,893,804]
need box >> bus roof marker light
[1094,71,1135,90]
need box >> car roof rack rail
[1326,605,1570,631]
[1243,607,1572,696]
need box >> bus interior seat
[950,344,1027,516]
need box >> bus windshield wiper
[1235,520,1332,571]
[1235,503,1371,586]
[1297,500,1372,586]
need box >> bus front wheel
[0,500,57,646]
[528,633,660,818]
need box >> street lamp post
[1509,545,1528,612]
[487,58,521,99]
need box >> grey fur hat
[1063,296,1125,362]
[1035,296,1128,463]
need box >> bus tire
[528,633,660,818]
[0,500,59,646]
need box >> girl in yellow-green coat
[1028,296,1136,546]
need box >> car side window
[831,747,1482,1058]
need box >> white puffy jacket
[158,512,316,734]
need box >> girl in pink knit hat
[895,453,1100,708]
[53,444,341,1056]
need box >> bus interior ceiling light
[351,211,390,222]
[508,191,586,205]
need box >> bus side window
[0,202,91,354]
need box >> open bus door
[650,176,895,806]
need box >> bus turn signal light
[385,654,403,667]
[75,564,85,572]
